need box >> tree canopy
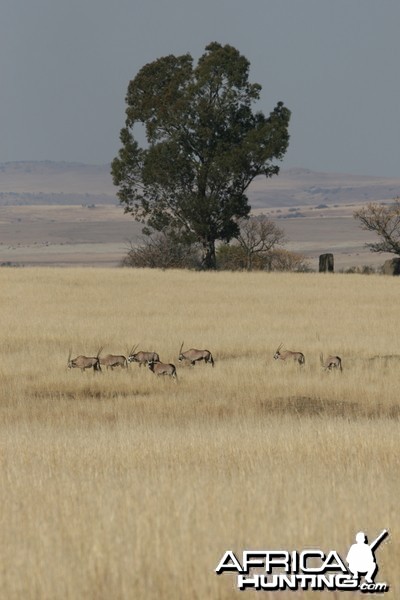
[111,42,291,269]
[353,200,400,256]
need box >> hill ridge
[0,161,399,207]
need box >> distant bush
[267,248,312,272]
[339,265,379,275]
[122,232,201,269]
[0,262,23,268]
[122,215,312,273]
[278,210,305,219]
[216,245,311,272]
[216,245,246,271]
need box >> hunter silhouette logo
[215,529,389,592]
[346,529,388,585]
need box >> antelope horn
[179,341,184,354]
[67,349,72,364]
[130,343,139,356]
[97,346,103,358]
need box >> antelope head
[273,343,283,360]
[127,344,139,362]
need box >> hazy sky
[1,0,399,177]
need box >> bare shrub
[216,245,310,272]
[265,248,311,272]
[122,232,201,269]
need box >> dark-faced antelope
[148,360,177,379]
[67,347,102,372]
[273,343,305,366]
[178,342,214,367]
[127,344,160,367]
[99,353,128,370]
[320,353,342,372]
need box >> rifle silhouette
[369,529,388,551]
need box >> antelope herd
[67,344,343,377]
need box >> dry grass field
[0,268,398,599]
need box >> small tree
[236,215,286,270]
[353,200,400,256]
[112,42,291,269]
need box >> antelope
[100,352,128,370]
[127,344,160,367]
[67,347,102,372]
[148,360,177,379]
[320,353,342,372]
[273,343,305,366]
[178,342,214,367]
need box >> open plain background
[0,161,399,269]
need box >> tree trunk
[201,239,217,270]
[246,251,252,271]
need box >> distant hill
[248,168,400,208]
[0,161,117,206]
[0,161,399,207]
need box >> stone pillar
[319,253,334,273]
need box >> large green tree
[111,42,291,269]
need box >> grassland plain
[0,267,398,600]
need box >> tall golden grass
[0,268,398,599]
